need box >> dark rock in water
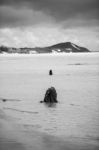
[2,99,7,102]
[40,100,44,103]
[49,69,53,75]
[43,87,58,103]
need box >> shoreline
[0,52,98,57]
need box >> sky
[0,0,99,51]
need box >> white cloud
[0,26,99,51]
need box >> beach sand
[0,107,99,150]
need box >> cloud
[0,6,54,28]
[0,0,98,28]
[29,0,99,20]
[0,0,99,51]
[0,0,99,18]
[0,26,99,51]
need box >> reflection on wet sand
[0,108,99,150]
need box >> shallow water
[0,53,99,142]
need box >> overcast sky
[0,0,99,51]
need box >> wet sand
[0,108,99,150]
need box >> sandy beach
[0,106,99,150]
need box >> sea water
[0,53,99,141]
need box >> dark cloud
[0,6,53,28]
[0,0,99,28]
[29,0,99,20]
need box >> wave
[0,98,21,102]
[4,107,39,114]
[68,63,88,66]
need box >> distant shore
[0,51,99,56]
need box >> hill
[33,42,90,53]
[0,42,90,54]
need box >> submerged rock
[49,69,53,75]
[40,87,58,103]
[2,99,7,102]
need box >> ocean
[0,53,99,143]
